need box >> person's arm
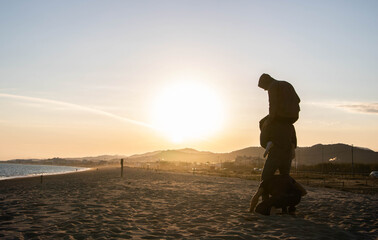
[249,187,264,212]
[260,116,270,149]
[264,141,274,158]
[268,83,279,123]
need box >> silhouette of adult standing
[258,74,300,182]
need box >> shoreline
[0,163,92,181]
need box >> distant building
[234,156,263,166]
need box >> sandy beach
[0,167,377,240]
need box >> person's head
[258,73,274,90]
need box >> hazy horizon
[0,142,375,161]
[1,1,377,160]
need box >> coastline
[0,167,377,239]
[0,163,91,181]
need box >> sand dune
[0,167,376,239]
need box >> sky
[0,0,377,160]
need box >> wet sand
[0,167,377,239]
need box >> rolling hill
[4,144,377,166]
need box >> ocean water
[0,163,89,180]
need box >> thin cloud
[339,103,378,114]
[305,101,378,115]
[0,93,155,129]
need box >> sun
[152,81,224,143]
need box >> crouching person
[249,174,307,215]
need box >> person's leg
[271,194,301,215]
[255,198,275,216]
[249,187,264,212]
[282,207,288,214]
[256,196,293,215]
[261,160,277,182]
[264,120,293,177]
[275,124,294,175]
[267,195,288,214]
[261,152,280,201]
[261,151,280,182]
[288,206,296,214]
[278,154,292,176]
[287,194,301,215]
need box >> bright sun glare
[153,81,224,143]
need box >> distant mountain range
[4,144,377,166]
[295,144,377,165]
[124,144,377,165]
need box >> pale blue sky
[1,0,377,159]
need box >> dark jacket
[268,80,300,122]
[260,117,297,149]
